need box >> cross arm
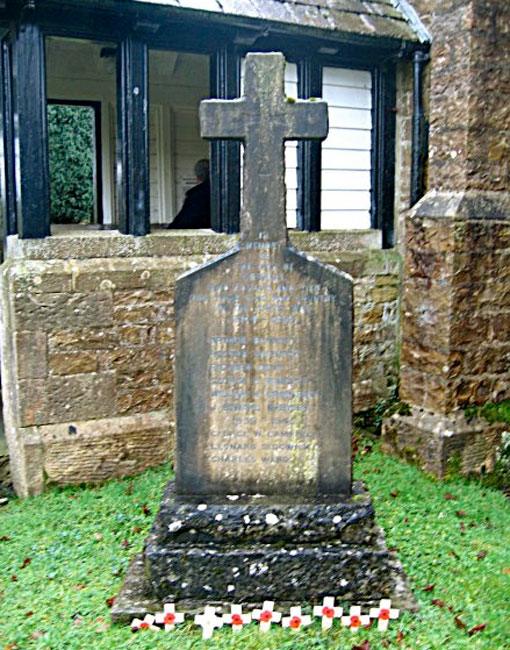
[200,99,246,140]
[283,100,329,141]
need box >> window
[321,67,372,230]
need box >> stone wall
[1,231,400,496]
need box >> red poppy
[290,616,301,629]
[260,610,272,623]
[379,609,390,620]
[351,615,362,627]
[164,612,176,625]
[231,614,243,626]
[140,622,150,629]
[322,606,335,618]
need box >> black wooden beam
[372,63,396,249]
[297,58,322,231]
[1,37,16,240]
[209,43,240,233]
[411,50,429,207]
[117,35,149,236]
[14,16,50,238]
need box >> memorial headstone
[113,53,414,620]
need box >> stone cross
[200,52,328,243]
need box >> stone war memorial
[113,53,414,620]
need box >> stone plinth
[112,482,415,621]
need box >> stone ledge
[381,406,508,478]
[411,190,510,221]
[5,229,382,261]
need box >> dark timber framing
[1,36,16,241]
[0,0,426,244]
[372,63,396,249]
[297,58,322,231]
[117,34,149,236]
[14,13,50,239]
[209,43,241,233]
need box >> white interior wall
[46,38,210,225]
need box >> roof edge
[390,0,431,44]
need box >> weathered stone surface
[15,331,47,379]
[382,406,507,478]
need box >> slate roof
[131,0,429,44]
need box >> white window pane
[323,128,372,150]
[322,67,372,89]
[321,190,371,211]
[321,210,371,230]
[321,169,371,191]
[322,148,371,171]
[321,66,373,230]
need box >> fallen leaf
[396,630,405,645]
[468,622,488,636]
[444,493,457,500]
[121,539,130,548]
[460,522,466,533]
[352,640,371,650]
[404,517,410,524]
[132,526,142,534]
[502,568,510,575]
[30,631,45,640]
[142,504,152,516]
[11,575,17,582]
[105,596,116,608]
[388,547,400,553]
[454,616,467,630]
[25,611,34,617]
[390,491,399,498]
[362,445,372,455]
[455,510,467,518]
[423,584,435,592]
[1,536,9,542]
[431,599,445,607]
[5,643,20,649]
[476,551,488,560]
[71,584,86,591]
[20,557,31,569]
[381,640,389,648]
[449,549,459,559]
[93,532,103,541]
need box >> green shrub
[48,104,94,224]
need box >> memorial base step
[112,481,417,622]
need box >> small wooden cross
[252,600,282,632]
[369,599,399,630]
[200,52,328,244]
[194,605,224,639]
[313,596,343,630]
[130,613,159,631]
[281,605,312,631]
[154,603,185,631]
[222,604,252,631]
[341,605,370,632]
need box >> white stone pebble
[215,514,223,521]
[265,513,279,525]
[197,503,208,511]
[243,515,251,524]
[168,520,182,532]
[333,515,342,524]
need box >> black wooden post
[372,63,396,249]
[117,35,149,236]
[209,43,240,233]
[13,16,50,239]
[411,50,429,207]
[297,59,322,231]
[0,37,17,239]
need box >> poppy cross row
[131,598,399,639]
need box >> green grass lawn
[1,446,509,650]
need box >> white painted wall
[321,67,373,230]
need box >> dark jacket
[167,179,211,229]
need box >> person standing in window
[167,158,211,229]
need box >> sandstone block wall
[1,231,400,496]
[400,195,510,414]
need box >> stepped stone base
[112,481,416,622]
[382,407,507,478]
